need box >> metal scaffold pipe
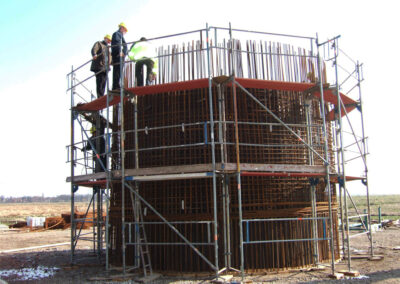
[206,23,219,278]
[105,38,111,271]
[316,34,336,276]
[332,38,351,271]
[357,61,373,257]
[70,65,75,265]
[120,37,126,274]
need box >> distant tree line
[0,194,92,203]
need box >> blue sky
[0,0,146,86]
[0,0,399,197]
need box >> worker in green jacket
[128,37,158,86]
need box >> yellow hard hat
[90,126,96,134]
[119,22,128,32]
[104,34,111,41]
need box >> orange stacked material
[62,211,90,229]
[44,217,66,229]
[42,210,106,230]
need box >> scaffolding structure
[66,24,373,278]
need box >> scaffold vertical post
[233,80,244,279]
[96,112,102,259]
[134,94,140,269]
[217,82,229,269]
[305,98,319,264]
[93,186,96,253]
[206,23,219,278]
[120,37,126,274]
[331,113,346,259]
[105,35,111,270]
[332,38,351,270]
[316,34,335,275]
[70,65,76,265]
[357,61,373,256]
[229,22,244,280]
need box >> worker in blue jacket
[111,23,128,90]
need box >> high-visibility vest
[129,41,153,61]
[128,41,158,74]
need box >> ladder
[130,190,152,277]
[137,206,152,277]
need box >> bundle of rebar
[124,39,326,87]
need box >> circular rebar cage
[109,79,339,271]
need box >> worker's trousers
[95,71,107,98]
[135,59,154,86]
[112,57,122,90]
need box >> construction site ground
[0,225,399,283]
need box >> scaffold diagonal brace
[123,182,218,271]
[232,79,328,164]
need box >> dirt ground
[0,225,399,283]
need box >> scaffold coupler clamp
[337,176,345,187]
[73,185,79,193]
[356,102,362,112]
[361,178,367,186]
[72,109,79,121]
[309,178,320,186]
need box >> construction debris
[329,273,344,279]
[368,255,384,261]
[338,270,360,277]
[7,210,105,231]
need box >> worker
[128,37,158,86]
[81,126,106,173]
[111,23,128,90]
[90,35,112,98]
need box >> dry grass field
[348,195,400,220]
[0,202,90,224]
[0,195,398,224]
